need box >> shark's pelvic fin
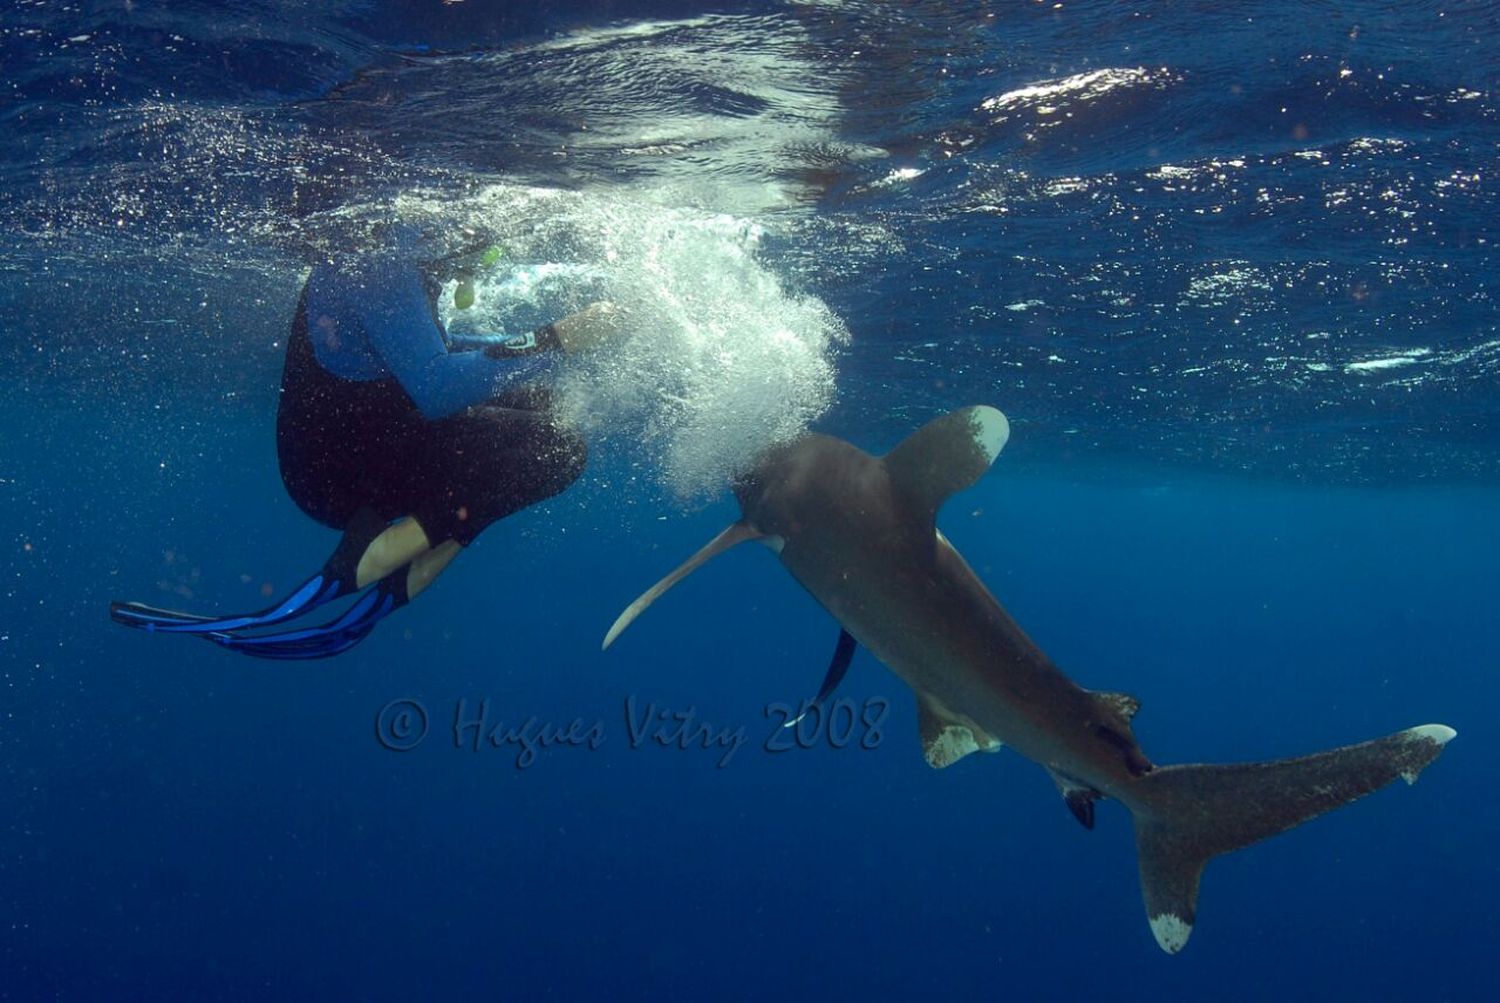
[1133,723,1456,954]
[917,693,1003,768]
[784,629,858,729]
[817,628,858,703]
[602,521,762,650]
[882,406,1009,519]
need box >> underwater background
[2,1,1495,999]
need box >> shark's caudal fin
[1131,723,1456,953]
[602,521,762,650]
[882,405,1009,519]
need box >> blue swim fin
[202,569,410,661]
[109,508,389,636]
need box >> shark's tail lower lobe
[1131,723,1455,954]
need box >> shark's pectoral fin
[882,406,1009,519]
[602,521,762,650]
[784,629,858,729]
[917,692,1003,768]
[1047,768,1102,830]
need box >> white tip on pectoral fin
[1149,912,1193,954]
[1405,723,1457,746]
[1398,723,1457,784]
[602,521,762,650]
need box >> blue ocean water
[2,1,1496,999]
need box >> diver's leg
[356,517,432,587]
[404,397,587,548]
[199,537,457,661]
[174,409,496,655]
[112,293,434,652]
[119,391,585,655]
[406,540,462,597]
[369,397,585,602]
[166,517,437,658]
[121,437,457,650]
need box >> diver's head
[370,221,506,309]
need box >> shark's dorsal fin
[1047,769,1102,830]
[917,692,1003,769]
[882,406,1009,519]
[602,521,762,650]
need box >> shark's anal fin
[917,692,1003,768]
[1048,769,1102,830]
[882,406,1009,520]
[784,629,858,729]
[602,521,762,650]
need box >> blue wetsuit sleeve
[445,332,511,351]
[352,258,557,419]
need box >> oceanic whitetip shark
[603,406,1456,953]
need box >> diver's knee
[542,424,588,495]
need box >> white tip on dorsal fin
[882,406,1009,518]
[602,521,762,650]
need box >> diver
[111,231,622,659]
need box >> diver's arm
[356,260,556,420]
[444,332,510,352]
[445,328,561,356]
[448,302,621,357]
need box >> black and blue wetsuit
[277,251,586,547]
[111,245,589,659]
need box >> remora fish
[603,406,1455,953]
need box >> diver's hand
[551,301,624,355]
